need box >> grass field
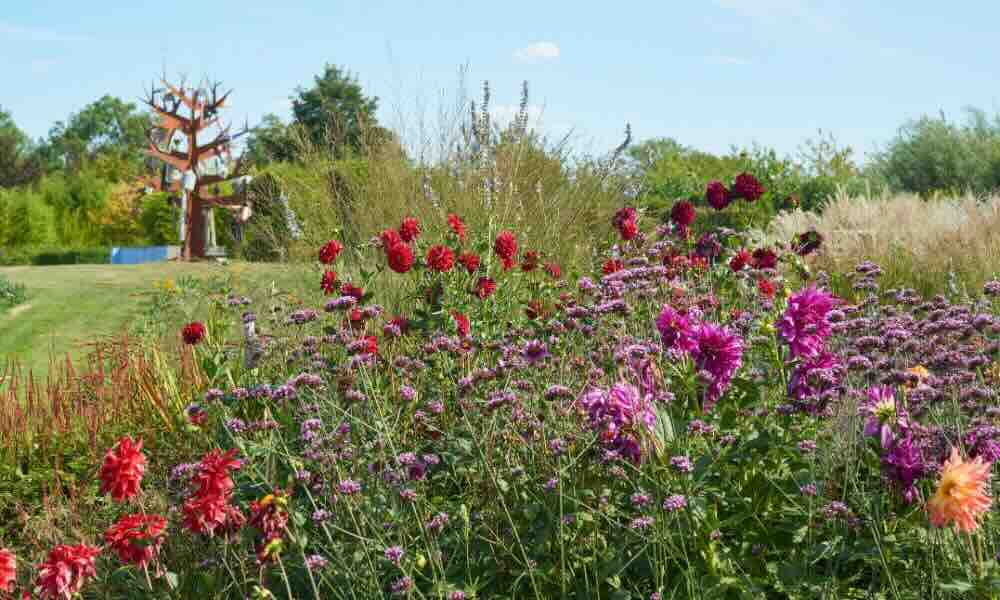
[0,261,309,376]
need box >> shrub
[139,192,180,246]
[0,276,26,309]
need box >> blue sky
[4,0,1000,161]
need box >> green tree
[0,106,42,188]
[39,95,151,175]
[244,113,298,165]
[291,64,383,155]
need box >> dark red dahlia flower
[387,242,415,273]
[104,513,167,566]
[458,252,481,274]
[729,249,752,272]
[732,172,764,202]
[320,270,338,295]
[426,245,455,272]
[100,436,146,502]
[612,207,637,230]
[399,217,421,242]
[474,277,497,299]
[795,230,823,256]
[544,262,561,279]
[447,213,467,242]
[751,247,778,270]
[670,200,696,227]
[618,219,638,240]
[319,239,343,264]
[521,251,540,272]
[342,282,364,300]
[758,278,776,299]
[451,311,470,337]
[182,321,206,345]
[705,181,730,210]
[494,230,517,262]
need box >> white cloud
[706,55,751,66]
[513,41,560,62]
[0,21,91,42]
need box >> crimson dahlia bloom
[426,245,455,272]
[104,514,167,566]
[670,201,695,228]
[0,548,14,593]
[494,231,517,262]
[342,282,364,300]
[602,259,623,275]
[100,436,146,502]
[730,249,752,272]
[399,217,421,242]
[618,219,639,241]
[474,277,496,299]
[35,544,100,600]
[182,321,206,345]
[447,213,467,241]
[458,253,480,274]
[705,181,730,210]
[387,243,415,273]
[758,278,777,299]
[544,262,561,279]
[612,207,638,230]
[380,228,403,249]
[732,172,764,201]
[751,248,778,270]
[795,230,823,256]
[655,306,697,353]
[691,323,744,411]
[777,285,838,359]
[192,449,241,499]
[451,311,470,337]
[320,270,338,295]
[318,239,343,264]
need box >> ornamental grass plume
[928,446,992,533]
[99,436,146,502]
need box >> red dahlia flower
[318,239,343,264]
[192,449,241,499]
[320,270,338,295]
[182,321,206,345]
[342,282,364,300]
[603,259,623,274]
[795,230,823,256]
[399,217,421,242]
[104,514,167,566]
[521,251,540,272]
[730,249,752,272]
[387,243,415,273]
[612,207,637,230]
[426,245,455,272]
[494,230,517,262]
[670,201,696,227]
[758,278,776,299]
[751,248,778,270]
[544,262,562,279]
[474,277,497,299]
[618,219,638,241]
[458,253,480,274]
[35,544,100,600]
[705,181,730,210]
[182,494,230,535]
[99,436,146,502]
[0,548,14,593]
[380,228,403,249]
[361,335,378,355]
[451,311,470,337]
[501,257,516,271]
[732,172,764,202]
[447,213,467,241]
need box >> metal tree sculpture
[142,79,249,260]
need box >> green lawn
[0,261,309,376]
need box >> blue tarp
[109,246,173,265]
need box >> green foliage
[0,188,55,247]
[140,192,180,245]
[0,105,42,188]
[40,167,113,245]
[37,95,151,174]
[0,246,110,266]
[244,113,298,165]
[0,275,26,309]
[239,173,296,262]
[290,63,387,156]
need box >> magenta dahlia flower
[578,383,656,463]
[655,306,697,353]
[777,285,838,359]
[691,323,744,411]
[860,386,907,449]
